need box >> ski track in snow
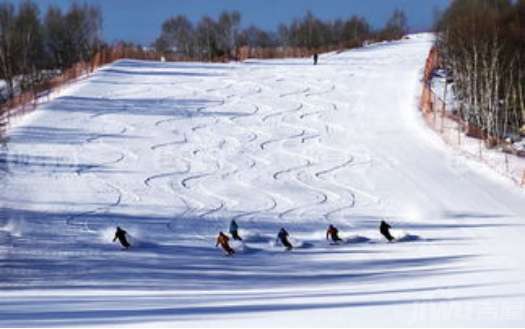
[2,34,525,327]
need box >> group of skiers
[215,220,396,255]
[112,219,397,255]
[214,221,297,255]
[215,219,242,255]
[215,224,294,256]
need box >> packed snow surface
[1,34,525,326]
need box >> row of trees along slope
[0,1,101,101]
[154,9,409,60]
[436,0,525,144]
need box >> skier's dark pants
[280,237,292,250]
[380,229,394,242]
[222,244,235,255]
[231,231,242,241]
[118,237,130,248]
[331,235,342,242]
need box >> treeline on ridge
[154,9,409,60]
[0,1,101,100]
[436,0,525,140]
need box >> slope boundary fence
[419,47,525,187]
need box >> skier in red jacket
[216,232,235,256]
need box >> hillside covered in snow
[1,34,525,327]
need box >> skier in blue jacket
[229,220,242,241]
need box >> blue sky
[11,0,450,45]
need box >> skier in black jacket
[113,226,130,249]
[277,228,293,250]
[379,220,395,242]
[326,224,343,243]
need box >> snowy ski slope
[1,34,525,326]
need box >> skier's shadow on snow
[3,207,519,326]
[1,207,489,288]
[356,214,523,231]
